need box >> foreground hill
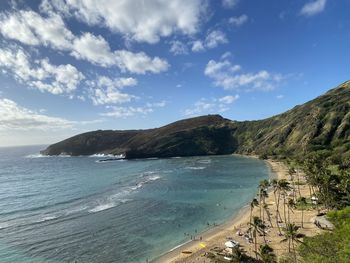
[42,80,350,160]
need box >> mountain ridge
[42,80,350,161]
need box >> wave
[131,175,161,190]
[0,222,12,230]
[88,198,132,213]
[89,175,161,214]
[88,203,116,213]
[25,153,70,158]
[185,166,206,170]
[89,153,115,158]
[25,153,51,158]
[36,215,58,223]
[197,159,211,164]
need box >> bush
[299,207,350,263]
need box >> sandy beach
[153,157,323,263]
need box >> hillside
[232,80,350,161]
[41,115,236,157]
[42,80,350,160]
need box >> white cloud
[71,33,169,73]
[222,0,239,9]
[229,14,248,27]
[191,30,228,52]
[71,33,115,66]
[204,59,241,77]
[0,10,73,50]
[88,76,138,105]
[0,47,84,94]
[114,50,169,74]
[0,98,74,131]
[300,0,327,16]
[41,0,207,44]
[169,40,188,55]
[191,40,205,52]
[100,99,166,118]
[184,96,239,116]
[204,58,283,91]
[205,30,228,49]
[101,106,153,118]
[146,101,167,108]
[219,95,239,104]
[221,52,232,60]
[276,95,284,99]
[0,10,169,74]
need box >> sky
[0,0,350,146]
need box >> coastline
[153,156,284,263]
[154,156,324,262]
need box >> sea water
[0,145,270,263]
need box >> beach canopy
[225,240,239,248]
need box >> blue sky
[0,0,349,146]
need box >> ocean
[0,145,270,263]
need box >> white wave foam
[89,153,115,158]
[131,175,161,190]
[37,215,58,222]
[65,205,89,215]
[0,222,12,229]
[198,159,211,164]
[25,153,50,158]
[89,203,116,213]
[185,166,206,170]
[25,153,71,158]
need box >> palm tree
[259,179,270,223]
[278,179,291,224]
[295,167,302,198]
[249,216,265,259]
[297,197,307,228]
[230,246,247,262]
[260,188,268,224]
[249,198,259,225]
[264,202,273,228]
[258,180,269,217]
[287,199,295,224]
[288,167,296,201]
[271,179,282,234]
[281,223,304,262]
[258,244,277,263]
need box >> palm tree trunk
[297,171,301,198]
[292,240,297,263]
[308,184,312,198]
[254,231,258,259]
[301,208,304,228]
[288,239,291,252]
[283,196,287,224]
[276,191,282,235]
[250,207,252,225]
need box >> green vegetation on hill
[232,80,350,162]
[42,81,350,161]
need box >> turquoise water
[0,145,270,263]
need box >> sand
[153,157,323,263]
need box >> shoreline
[153,155,284,263]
